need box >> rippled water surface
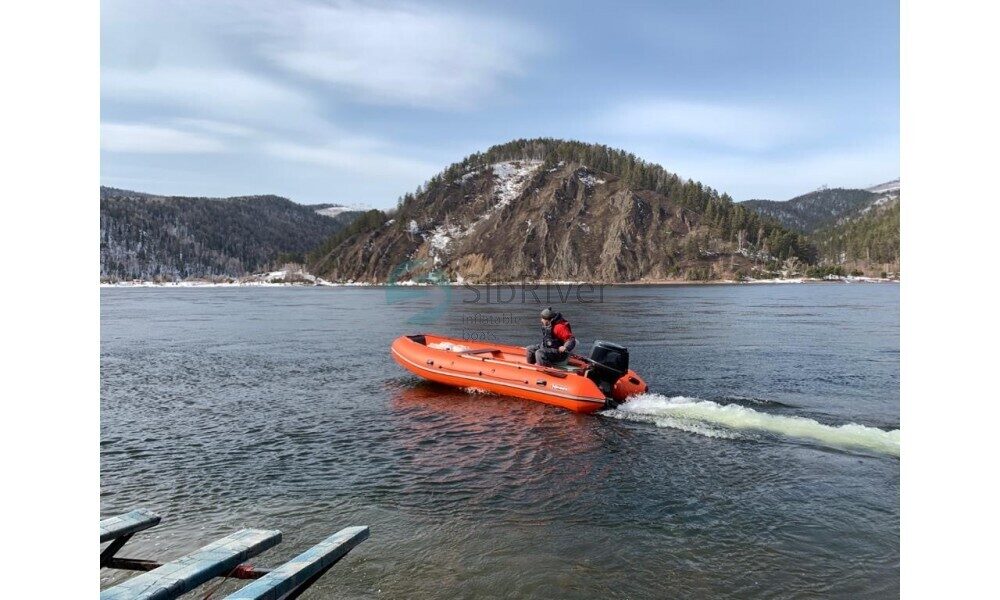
[101,284,899,598]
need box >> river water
[100,283,899,598]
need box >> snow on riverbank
[102,275,898,288]
[100,268,373,288]
[102,261,898,288]
[100,280,374,288]
[743,275,898,284]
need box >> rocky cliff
[307,139,815,283]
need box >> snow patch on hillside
[315,206,352,218]
[865,179,900,194]
[315,203,371,218]
[492,160,543,209]
[424,160,544,266]
[861,192,899,215]
[428,223,464,264]
[455,170,480,184]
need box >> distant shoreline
[100,276,899,288]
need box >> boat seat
[541,359,581,373]
[100,529,282,600]
[461,348,503,357]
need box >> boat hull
[390,334,647,414]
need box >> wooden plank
[101,529,282,600]
[100,509,162,543]
[223,526,369,600]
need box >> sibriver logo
[385,259,452,325]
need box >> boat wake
[603,394,899,457]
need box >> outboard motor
[587,340,630,402]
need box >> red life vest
[542,316,573,349]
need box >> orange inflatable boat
[391,334,648,413]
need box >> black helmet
[540,307,555,320]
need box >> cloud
[102,65,314,122]
[262,2,542,108]
[600,99,818,151]
[101,122,228,153]
[263,139,438,181]
[173,118,256,138]
[638,136,899,200]
[99,1,535,196]
[102,1,543,112]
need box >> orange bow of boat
[391,334,648,413]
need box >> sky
[101,0,899,207]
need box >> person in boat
[526,307,577,366]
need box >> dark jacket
[542,314,577,353]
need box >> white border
[2,0,99,595]
[903,1,1000,597]
[7,0,1000,596]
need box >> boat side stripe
[391,348,606,405]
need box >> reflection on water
[389,383,612,519]
[101,284,898,598]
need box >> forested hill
[741,182,900,276]
[100,187,360,281]
[307,138,816,283]
[741,188,880,234]
[810,196,900,274]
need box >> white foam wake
[603,394,899,457]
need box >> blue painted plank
[100,509,162,543]
[101,529,282,600]
[223,526,369,600]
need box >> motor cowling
[590,340,629,373]
[587,340,629,399]
[587,341,647,408]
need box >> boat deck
[419,334,588,375]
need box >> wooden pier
[100,508,369,599]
